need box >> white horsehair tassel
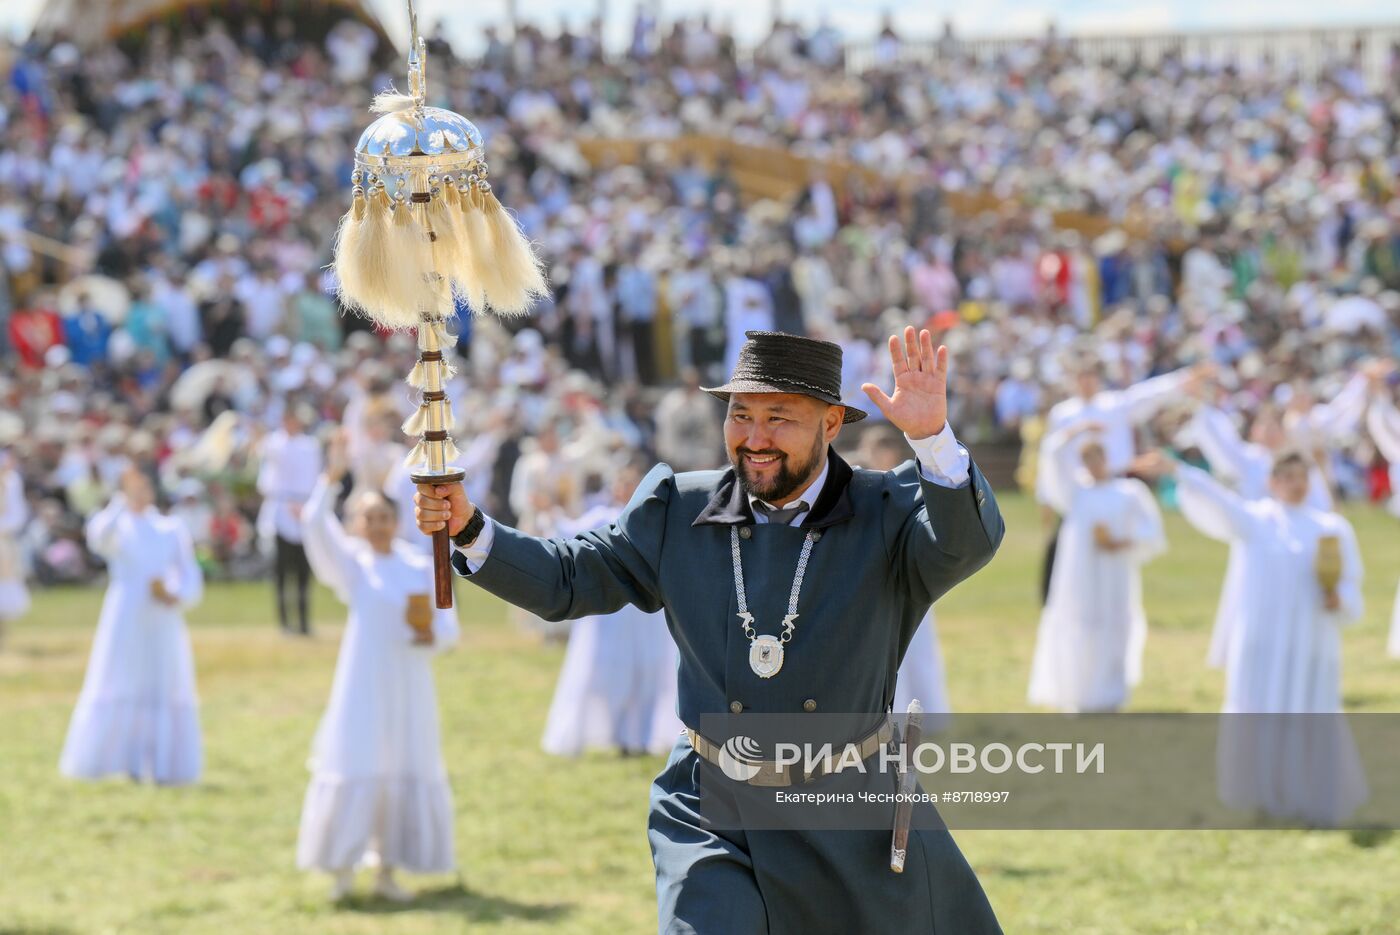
[407,360,427,389]
[368,197,442,329]
[460,187,507,309]
[480,188,548,315]
[401,404,428,437]
[404,439,429,467]
[442,437,460,462]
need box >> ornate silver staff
[332,0,545,607]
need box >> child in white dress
[296,435,460,901]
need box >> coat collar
[692,447,856,529]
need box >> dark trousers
[629,318,657,385]
[274,534,311,634]
[562,316,607,384]
[688,324,723,382]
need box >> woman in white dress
[0,457,31,646]
[1140,450,1366,825]
[1189,397,1336,669]
[541,465,682,757]
[1028,423,1166,712]
[296,436,459,901]
[60,468,204,785]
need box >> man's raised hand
[861,326,950,439]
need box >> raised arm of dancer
[1308,371,1369,442]
[302,473,357,603]
[1191,404,1264,487]
[1137,451,1251,543]
[1037,424,1091,515]
[84,494,128,559]
[1120,365,1199,424]
[1174,461,1253,542]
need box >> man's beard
[731,431,825,504]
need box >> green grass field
[3,492,1400,934]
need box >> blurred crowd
[0,10,1398,588]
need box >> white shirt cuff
[456,516,496,572]
[905,423,971,489]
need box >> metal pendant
[749,634,785,678]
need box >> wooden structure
[30,0,394,50]
[575,134,1144,241]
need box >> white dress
[1028,429,1166,712]
[1189,406,1332,668]
[1176,465,1367,825]
[541,505,682,756]
[60,497,204,785]
[0,469,30,621]
[1365,399,1400,658]
[296,479,458,874]
[893,612,950,723]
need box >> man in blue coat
[417,327,1005,933]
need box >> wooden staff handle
[411,467,466,610]
[432,527,453,609]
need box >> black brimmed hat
[703,331,867,424]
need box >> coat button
[803,699,817,712]
[739,526,752,539]
[730,701,743,714]
[810,530,822,541]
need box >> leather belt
[685,717,894,787]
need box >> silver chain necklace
[730,525,818,678]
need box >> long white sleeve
[1308,372,1369,441]
[1175,463,1253,542]
[1123,479,1167,564]
[301,478,358,602]
[1035,427,1085,515]
[169,521,205,610]
[904,422,971,488]
[1191,405,1266,488]
[1120,368,1190,424]
[1367,399,1400,464]
[454,518,496,574]
[1043,398,1079,436]
[85,495,128,559]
